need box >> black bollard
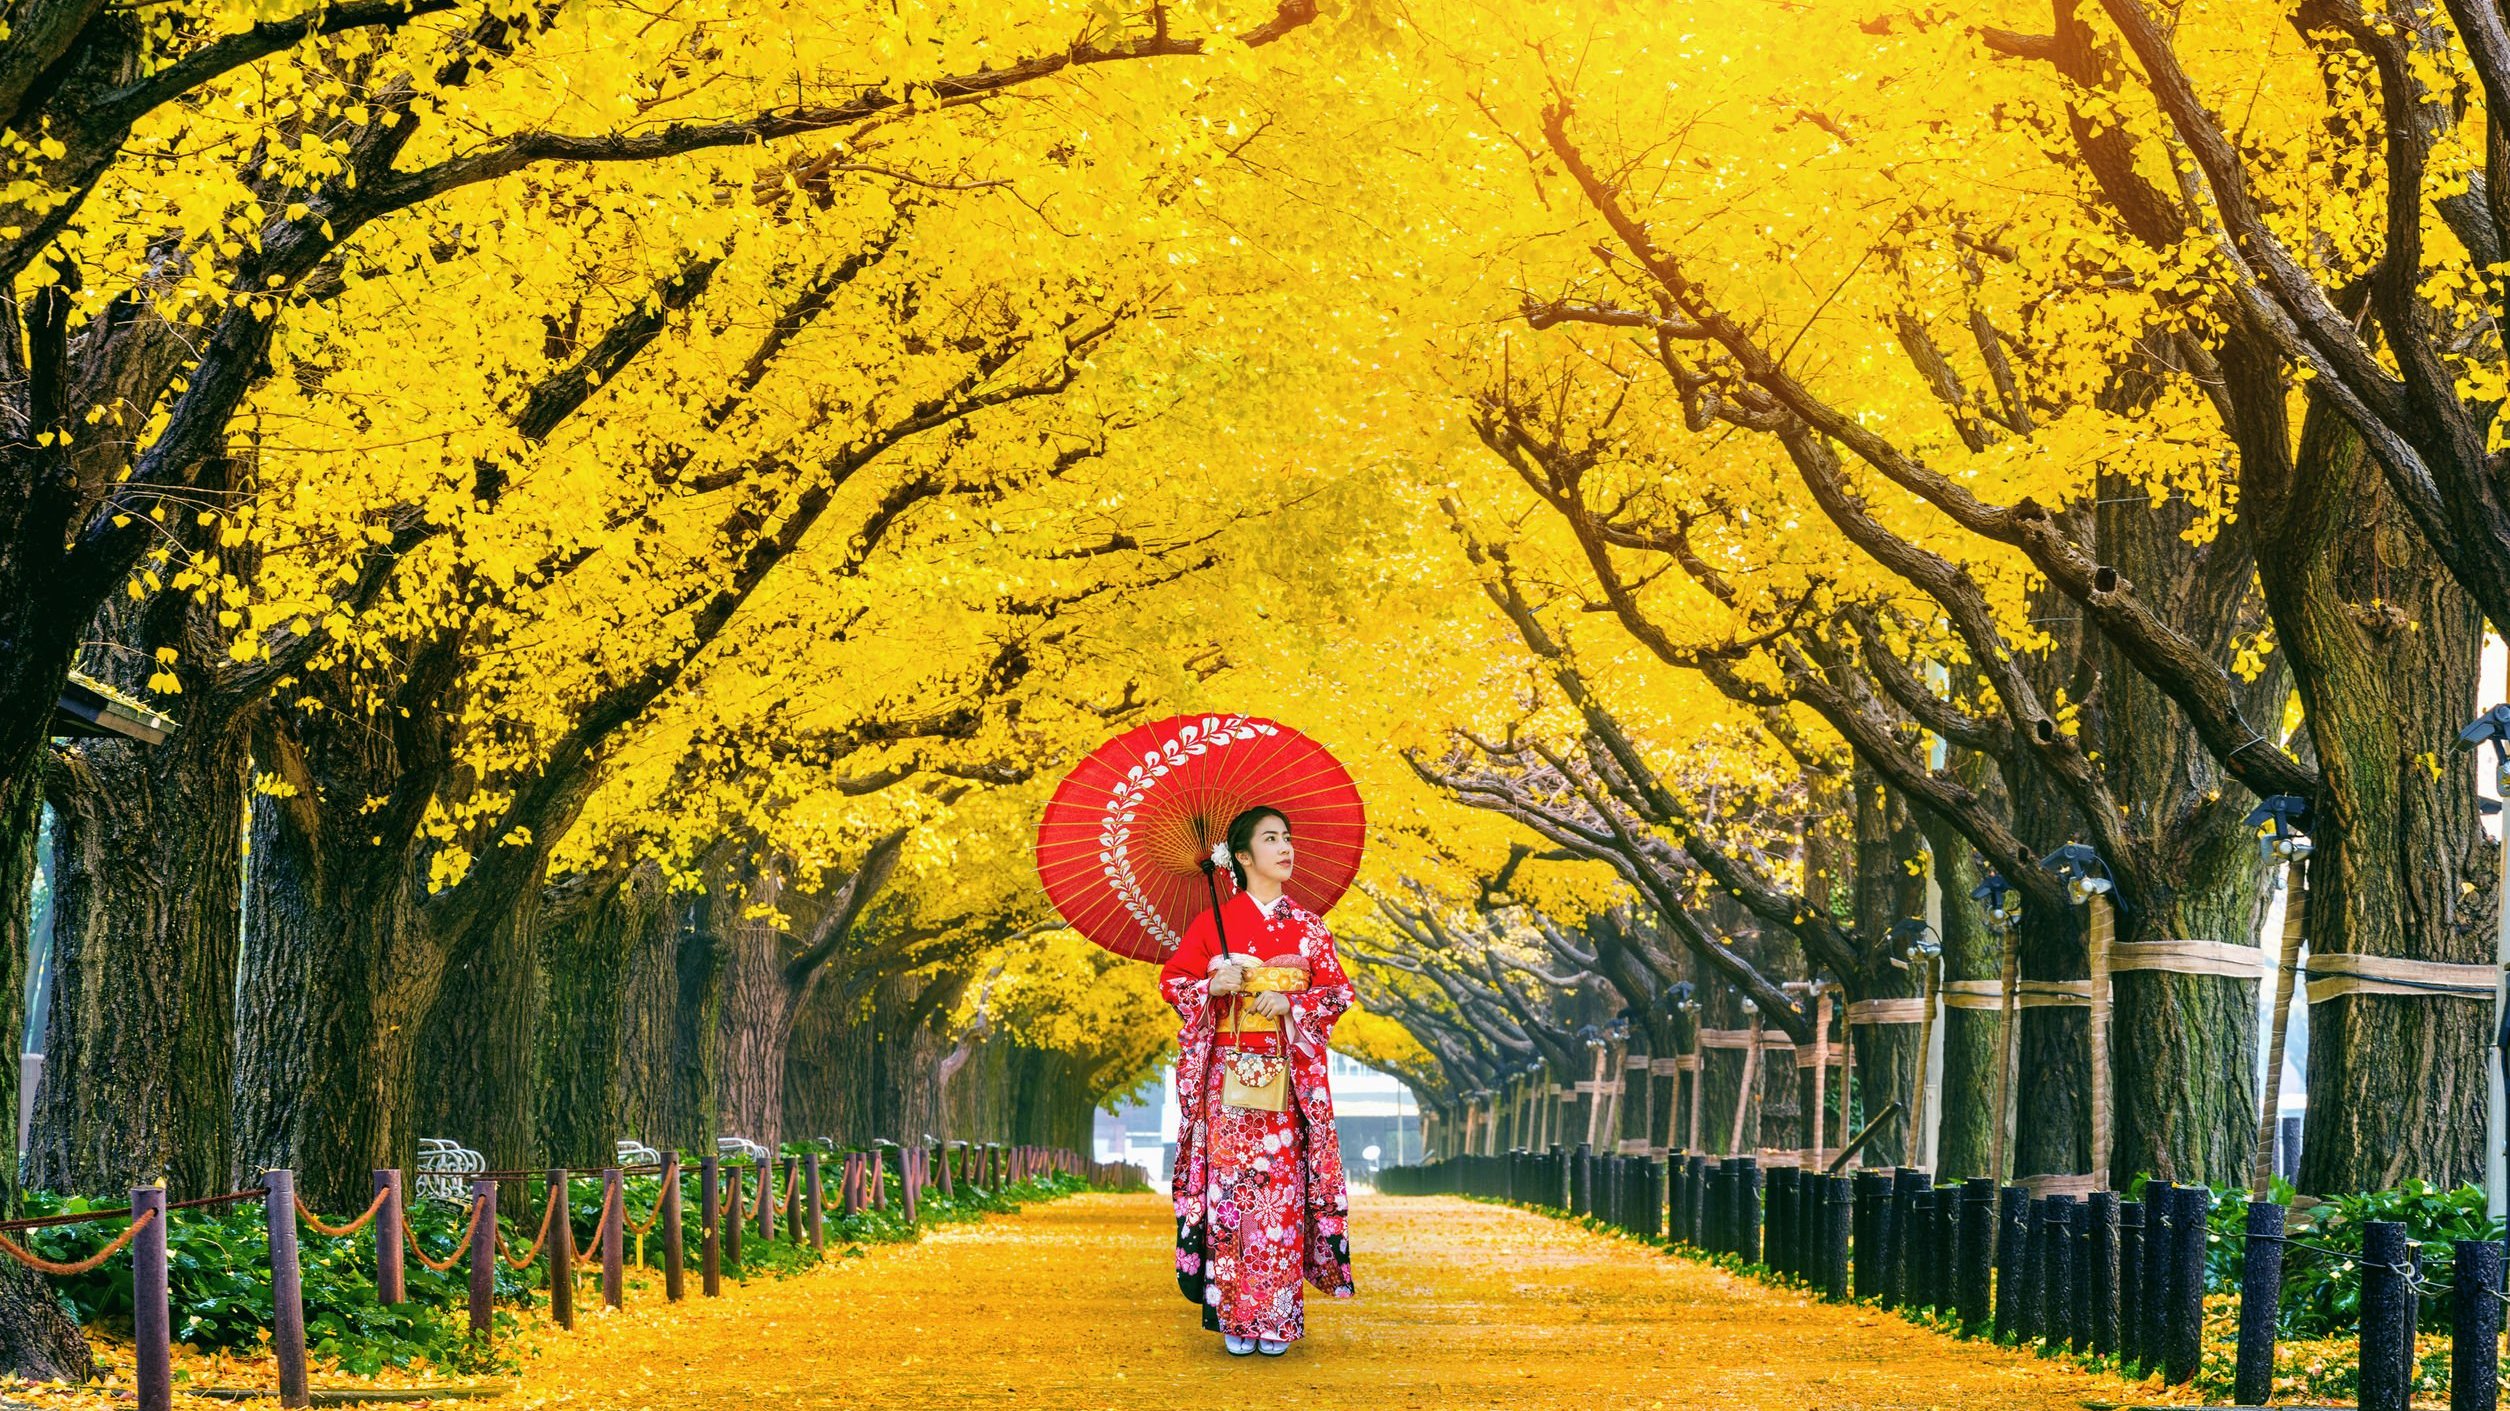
[1854,1170,1886,1299]
[2453,1238,2502,1411]
[2118,1200,2144,1371]
[2360,1220,2411,1411]
[1827,1175,1854,1301]
[1888,1168,1925,1308]
[2069,1196,2092,1353]
[1572,1143,1593,1218]
[2166,1184,2210,1386]
[1770,1167,1797,1277]
[2087,1192,2119,1355]
[1801,1168,1824,1279]
[1959,1178,1994,1334]
[1994,1186,2026,1342]
[2043,1193,2076,1353]
[2142,1181,2174,1375]
[1935,1188,1959,1316]
[1686,1153,1708,1242]
[2017,1197,2048,1344]
[1737,1157,1762,1265]
[2234,1200,2285,1407]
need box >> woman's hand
[1250,989,1291,1018]
[1208,959,1247,995]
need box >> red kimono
[1158,889,1356,1341]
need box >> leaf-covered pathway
[501,1192,2165,1410]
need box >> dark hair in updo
[1225,805,1290,891]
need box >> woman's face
[1236,814,1294,887]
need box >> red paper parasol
[1034,714,1366,962]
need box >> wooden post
[599,1166,624,1309]
[903,1145,921,1224]
[699,1158,721,1296]
[2255,856,2310,1196]
[548,1169,575,1330]
[935,1143,955,1197]
[843,1151,866,1216]
[467,1179,497,1338]
[374,1169,406,1305]
[755,1152,773,1241]
[133,1186,171,1411]
[662,1154,685,1302]
[805,1153,826,1253]
[871,1147,888,1209]
[722,1160,743,1268]
[783,1156,802,1242]
[263,1169,310,1408]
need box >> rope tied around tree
[0,1207,157,1276]
[499,1186,563,1269]
[404,1199,487,1273]
[294,1185,393,1238]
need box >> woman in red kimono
[1157,805,1356,1356]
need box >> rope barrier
[295,1186,393,1238]
[0,1208,157,1276]
[623,1185,667,1237]
[403,1201,486,1274]
[576,1182,620,1268]
[0,1187,264,1232]
[498,1188,561,1269]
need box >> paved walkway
[505,1192,2157,1410]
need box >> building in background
[1094,1051,1418,1188]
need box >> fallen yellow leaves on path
[492,1192,2173,1411]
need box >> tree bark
[618,890,720,1155]
[1916,796,2000,1178]
[27,708,250,1198]
[0,749,37,1211]
[415,858,552,1177]
[532,867,666,1167]
[230,701,449,1209]
[2259,408,2496,1192]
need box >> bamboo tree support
[468,1179,497,1336]
[1728,1012,1764,1156]
[2086,892,2115,1189]
[548,1169,575,1330]
[264,1169,310,1408]
[699,1158,722,1297]
[2249,795,2313,1197]
[1979,876,2023,1185]
[599,1167,624,1309]
[1907,952,1939,1160]
[375,1168,406,1305]
[1810,989,1833,1170]
[2038,846,2115,1188]
[662,1153,685,1302]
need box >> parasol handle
[1200,857,1234,958]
